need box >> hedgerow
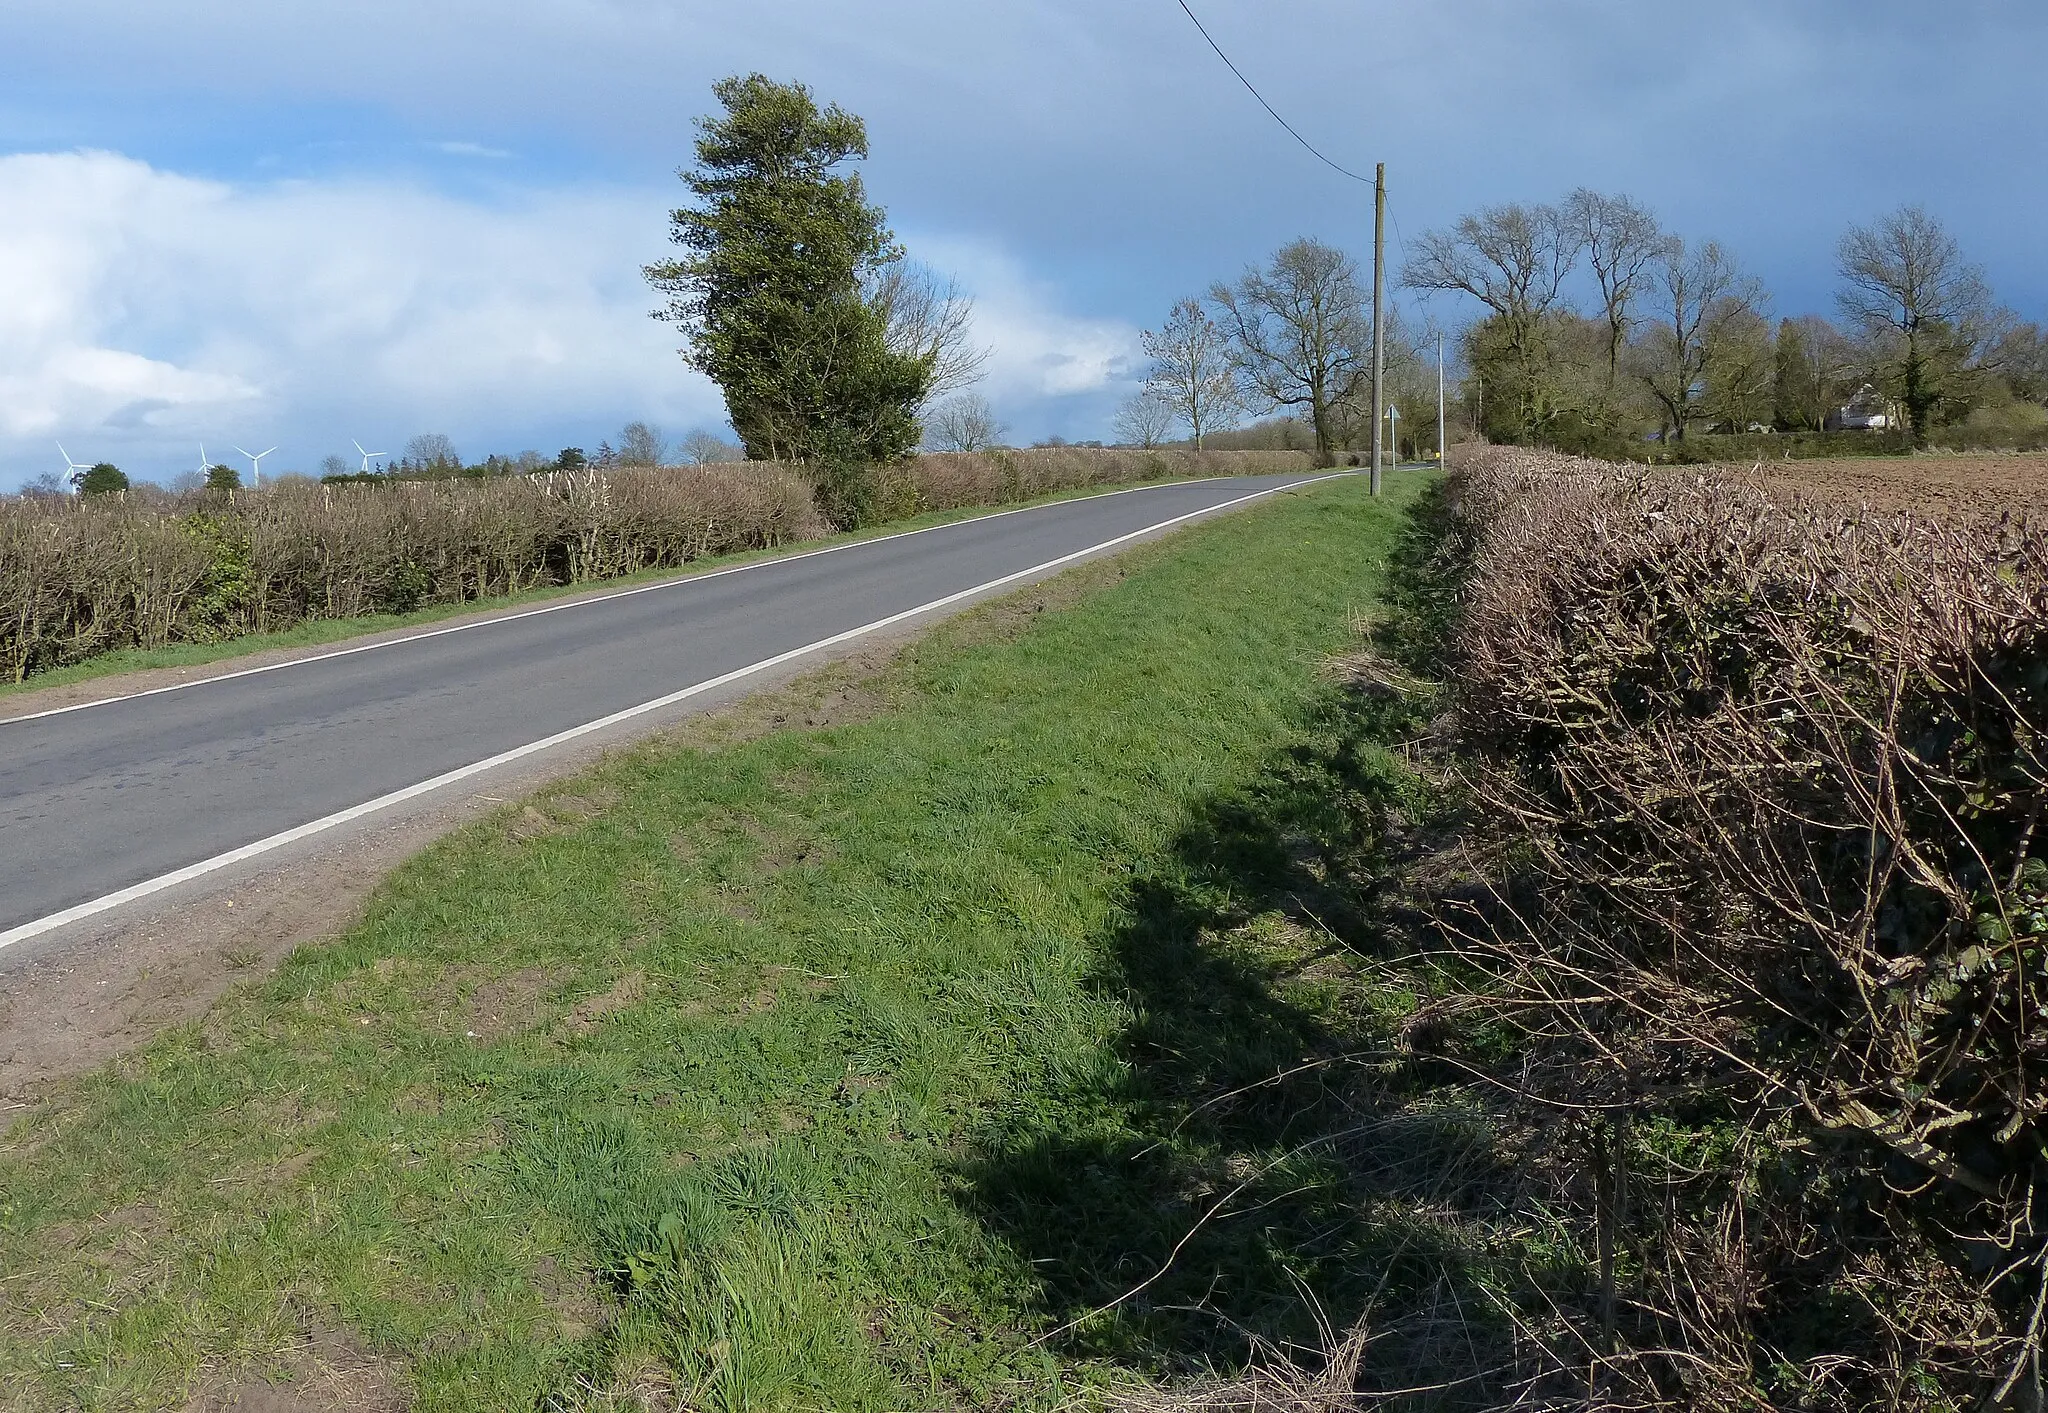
[1417,446,2048,1406]
[0,449,1311,684]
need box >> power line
[1172,0,1374,186]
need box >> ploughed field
[1737,451,2048,519]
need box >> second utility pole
[1369,162,1386,497]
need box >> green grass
[0,474,1282,704]
[0,473,1504,1411]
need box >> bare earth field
[1742,451,2048,519]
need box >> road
[0,473,1336,947]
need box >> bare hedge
[0,465,825,682]
[0,449,1312,683]
[1427,446,2048,1405]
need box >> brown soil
[183,1326,406,1413]
[1741,452,2048,520]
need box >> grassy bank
[0,473,1443,1411]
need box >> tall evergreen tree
[646,74,932,520]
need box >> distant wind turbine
[57,442,90,495]
[232,445,276,488]
[352,439,386,475]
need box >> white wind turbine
[233,444,276,488]
[56,442,90,495]
[352,439,386,475]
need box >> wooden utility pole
[1437,329,1447,469]
[1370,162,1386,496]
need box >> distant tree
[205,464,241,492]
[924,394,1006,452]
[869,262,987,409]
[1403,203,1582,439]
[678,429,744,465]
[1565,189,1663,388]
[320,454,350,479]
[645,73,931,501]
[1142,298,1243,449]
[1630,238,1761,440]
[514,450,549,473]
[78,463,129,496]
[1698,299,1776,431]
[1988,321,2048,407]
[1211,239,1372,466]
[166,468,206,494]
[1112,389,1176,448]
[593,441,617,468]
[406,433,461,468]
[1837,206,1995,441]
[18,471,69,500]
[619,421,665,466]
[557,447,588,470]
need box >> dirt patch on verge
[185,1325,407,1412]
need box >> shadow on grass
[957,481,1528,1397]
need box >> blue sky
[2,0,2043,489]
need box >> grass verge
[0,475,1276,706]
[0,473,1472,1412]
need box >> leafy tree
[557,447,588,470]
[78,463,129,496]
[646,73,932,510]
[1837,206,1994,442]
[205,464,242,492]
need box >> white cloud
[0,150,1141,487]
[909,235,1143,406]
[0,149,723,485]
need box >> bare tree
[619,421,665,466]
[1837,206,1996,440]
[868,261,989,409]
[1210,239,1371,467]
[1631,238,1763,440]
[1565,189,1663,388]
[1112,389,1176,448]
[405,433,461,469]
[679,429,744,465]
[925,393,1006,452]
[1402,203,1583,437]
[1141,298,1242,449]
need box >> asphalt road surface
[0,473,1336,946]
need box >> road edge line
[0,475,1266,727]
[0,473,1350,951]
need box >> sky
[2,0,2043,490]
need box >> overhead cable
[1172,0,1374,186]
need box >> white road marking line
[0,474,1283,727]
[0,474,1348,951]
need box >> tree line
[1111,241,1431,468]
[1404,192,2048,454]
